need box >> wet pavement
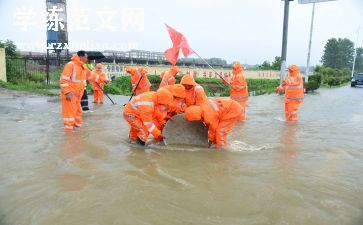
[0,86,362,225]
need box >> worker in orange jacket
[275,65,304,124]
[159,84,187,114]
[180,74,207,106]
[123,89,174,146]
[185,98,242,148]
[91,63,110,104]
[154,84,187,130]
[60,51,88,131]
[159,66,181,88]
[125,66,151,96]
[223,62,248,121]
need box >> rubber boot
[136,138,146,146]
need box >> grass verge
[0,81,59,96]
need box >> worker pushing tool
[275,65,304,124]
[159,66,181,88]
[91,63,110,104]
[125,66,151,96]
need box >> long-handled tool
[124,70,144,106]
[190,48,230,86]
[95,82,117,105]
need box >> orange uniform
[225,63,248,120]
[126,66,151,96]
[276,65,304,123]
[159,66,181,88]
[180,74,207,106]
[91,65,109,103]
[60,54,86,131]
[123,89,174,144]
[154,84,187,130]
[159,85,187,113]
[185,98,242,148]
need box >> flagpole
[189,48,230,85]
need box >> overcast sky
[1,0,363,66]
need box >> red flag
[164,24,194,65]
[164,47,180,66]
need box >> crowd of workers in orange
[60,51,304,148]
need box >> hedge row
[103,75,281,96]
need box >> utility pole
[305,2,315,82]
[351,27,360,77]
[299,0,337,81]
[279,0,292,84]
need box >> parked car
[351,74,363,87]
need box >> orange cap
[138,67,148,75]
[232,62,243,75]
[180,74,197,86]
[156,88,173,106]
[125,66,134,73]
[170,66,181,76]
[185,105,202,121]
[172,84,186,98]
[95,63,103,70]
[288,65,299,73]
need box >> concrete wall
[0,48,6,82]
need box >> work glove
[275,86,283,94]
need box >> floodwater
[0,86,362,225]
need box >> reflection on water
[0,86,363,225]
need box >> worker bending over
[154,84,187,130]
[180,74,207,106]
[125,66,151,96]
[275,65,304,124]
[91,63,110,104]
[159,66,181,88]
[185,98,242,148]
[60,50,88,131]
[123,89,174,146]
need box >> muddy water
[0,86,362,225]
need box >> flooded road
[0,86,362,225]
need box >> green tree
[354,47,363,73]
[259,61,271,70]
[0,40,18,57]
[321,38,354,69]
[271,56,281,70]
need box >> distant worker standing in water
[159,66,181,88]
[222,62,248,121]
[91,63,110,104]
[125,66,151,96]
[275,65,304,124]
[59,50,88,131]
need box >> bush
[314,66,351,87]
[305,74,321,92]
[103,75,280,97]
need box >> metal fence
[6,57,67,85]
